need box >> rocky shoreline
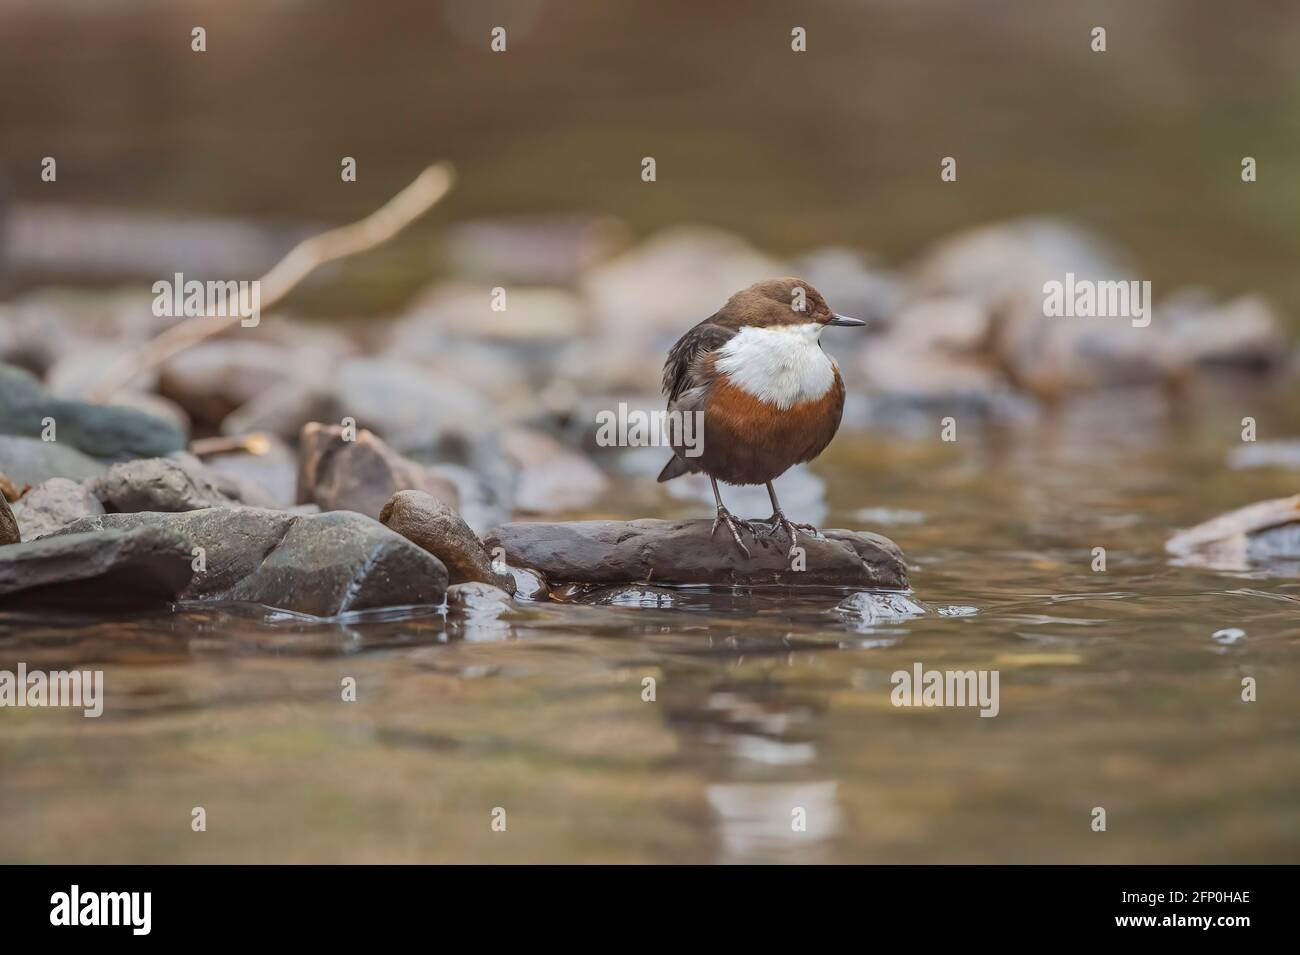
[4,217,1299,616]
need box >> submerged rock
[0,435,104,486]
[297,422,460,520]
[54,507,448,616]
[0,362,186,460]
[379,490,515,594]
[8,477,104,541]
[445,581,515,611]
[1166,494,1300,570]
[0,526,194,610]
[483,519,908,589]
[835,591,928,623]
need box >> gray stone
[297,422,460,520]
[483,519,908,588]
[445,581,515,611]
[0,527,194,610]
[8,478,105,541]
[91,457,241,513]
[379,490,515,593]
[0,363,186,460]
[55,507,448,616]
[0,435,105,486]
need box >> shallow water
[3,391,1299,863]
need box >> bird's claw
[710,507,753,558]
[756,512,820,545]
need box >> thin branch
[90,161,457,402]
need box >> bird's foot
[710,506,755,558]
[755,511,821,546]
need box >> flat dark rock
[55,506,448,616]
[1,363,186,461]
[483,519,908,589]
[0,526,194,610]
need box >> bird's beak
[829,314,868,327]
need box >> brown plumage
[657,278,866,556]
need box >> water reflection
[3,398,1300,862]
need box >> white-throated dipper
[657,278,867,557]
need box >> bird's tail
[657,455,690,483]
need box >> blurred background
[3,0,1300,315]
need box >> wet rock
[582,584,684,608]
[380,490,515,593]
[0,526,194,610]
[91,457,242,513]
[834,591,928,623]
[445,581,514,611]
[1166,494,1300,570]
[500,427,609,514]
[297,423,460,520]
[421,461,508,536]
[0,363,186,460]
[55,507,448,616]
[335,356,492,450]
[505,565,547,600]
[0,493,17,545]
[0,435,105,486]
[483,519,908,588]
[8,477,104,541]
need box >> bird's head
[720,277,868,331]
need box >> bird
[657,277,867,557]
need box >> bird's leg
[708,477,753,558]
[755,481,820,544]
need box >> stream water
[2,388,1298,863]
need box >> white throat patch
[714,322,837,410]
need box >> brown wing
[662,321,736,402]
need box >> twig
[90,161,457,402]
